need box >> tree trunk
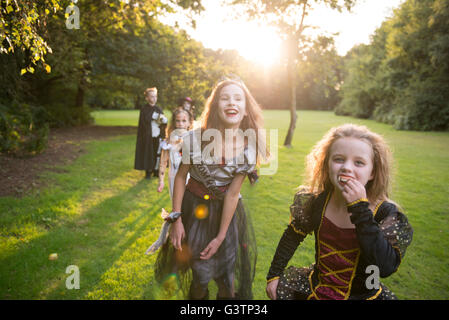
[75,81,85,108]
[283,1,307,147]
[75,48,90,109]
[283,67,297,147]
[283,40,298,148]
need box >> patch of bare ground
[0,125,136,197]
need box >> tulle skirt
[154,189,257,299]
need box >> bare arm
[172,163,190,212]
[157,149,169,192]
[200,173,246,260]
[217,173,246,241]
[170,163,190,250]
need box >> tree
[297,35,343,110]
[1,0,205,109]
[337,0,449,131]
[61,0,204,109]
[0,0,64,74]
[0,0,203,73]
[227,0,356,147]
[384,0,449,130]
[0,0,206,155]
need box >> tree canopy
[227,0,357,146]
[336,0,449,131]
[1,0,447,156]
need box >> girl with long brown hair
[154,78,267,300]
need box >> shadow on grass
[0,178,170,299]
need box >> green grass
[1,110,448,299]
[91,110,140,126]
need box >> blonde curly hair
[304,123,393,203]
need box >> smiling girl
[154,78,267,300]
[266,124,413,300]
[157,107,193,198]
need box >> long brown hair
[304,124,393,203]
[199,79,269,164]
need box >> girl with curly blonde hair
[266,124,413,300]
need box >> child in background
[158,107,194,198]
[266,124,413,300]
[179,96,196,120]
[134,87,168,179]
[154,78,268,300]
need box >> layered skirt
[154,182,257,299]
[276,265,398,300]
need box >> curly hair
[304,123,393,203]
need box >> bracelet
[165,211,182,223]
[346,198,369,207]
[267,276,280,284]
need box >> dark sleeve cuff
[347,199,372,225]
[266,225,305,280]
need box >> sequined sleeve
[266,192,315,281]
[378,202,413,264]
[289,191,315,236]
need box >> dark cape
[134,104,166,171]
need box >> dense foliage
[1,0,447,156]
[0,0,208,155]
[336,0,449,131]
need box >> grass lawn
[1,110,448,299]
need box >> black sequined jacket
[267,189,413,299]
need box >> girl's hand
[157,181,164,192]
[266,278,279,300]
[200,238,223,260]
[169,219,185,251]
[342,179,368,204]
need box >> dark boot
[216,292,238,300]
[188,285,209,300]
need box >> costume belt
[186,177,229,200]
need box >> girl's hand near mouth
[342,178,368,204]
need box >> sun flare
[191,17,282,66]
[160,0,405,64]
[231,24,282,66]
[160,2,282,67]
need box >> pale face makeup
[328,137,374,192]
[217,84,247,129]
[145,91,157,106]
[175,112,189,130]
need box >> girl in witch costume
[157,107,194,198]
[134,87,168,179]
[154,78,268,300]
[266,124,413,300]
